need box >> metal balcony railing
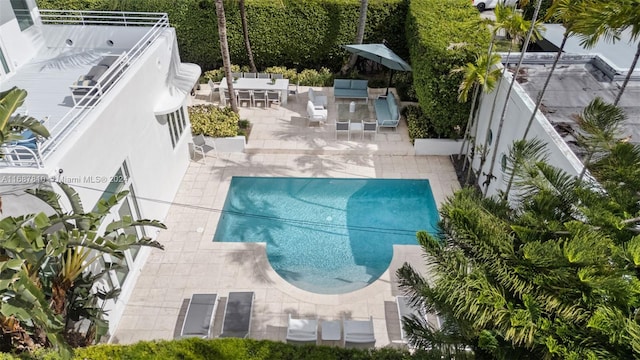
[39,10,168,27]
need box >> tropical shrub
[37,0,408,72]
[405,0,490,139]
[189,105,240,138]
[402,105,436,142]
[203,66,334,87]
[0,184,165,355]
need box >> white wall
[41,29,192,334]
[0,0,41,72]
[41,25,149,52]
[471,67,584,198]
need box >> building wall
[42,29,192,335]
[0,0,41,72]
[471,67,584,198]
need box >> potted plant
[270,78,276,85]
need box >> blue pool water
[213,177,439,294]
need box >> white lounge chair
[179,293,218,338]
[343,316,375,347]
[219,292,254,338]
[307,100,328,125]
[285,314,318,343]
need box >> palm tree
[453,54,502,185]
[215,0,238,113]
[341,0,369,75]
[482,0,544,195]
[576,0,640,106]
[397,135,640,357]
[475,4,536,184]
[239,0,257,73]
[520,0,589,140]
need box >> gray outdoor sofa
[374,92,400,130]
[333,79,369,103]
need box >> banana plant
[0,87,50,145]
[0,182,166,352]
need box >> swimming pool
[213,177,439,294]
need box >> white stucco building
[469,25,640,198]
[0,0,199,336]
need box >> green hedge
[3,338,414,359]
[405,0,490,139]
[37,0,408,72]
[521,0,553,21]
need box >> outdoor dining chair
[266,91,281,107]
[253,90,267,108]
[191,135,207,164]
[336,120,350,140]
[208,80,219,102]
[231,72,242,79]
[243,72,257,78]
[363,120,377,140]
[288,81,300,100]
[271,73,284,79]
[237,90,253,107]
[257,73,270,79]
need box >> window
[166,107,187,148]
[0,47,9,75]
[10,0,34,31]
[96,161,146,291]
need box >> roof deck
[0,11,169,168]
[516,58,640,159]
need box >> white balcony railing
[39,10,168,27]
[8,11,170,168]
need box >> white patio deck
[112,84,460,348]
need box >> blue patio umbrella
[342,43,412,94]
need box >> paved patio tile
[112,86,459,348]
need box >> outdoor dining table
[219,77,290,104]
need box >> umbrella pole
[386,70,394,96]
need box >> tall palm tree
[239,0,257,73]
[520,0,589,140]
[341,0,369,74]
[453,54,501,185]
[215,0,238,113]
[576,0,640,106]
[483,0,544,195]
[475,5,535,183]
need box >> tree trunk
[215,0,238,113]
[459,34,496,164]
[459,83,480,163]
[239,0,257,73]
[483,0,542,196]
[503,33,569,199]
[476,43,513,186]
[614,41,640,106]
[341,0,368,74]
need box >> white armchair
[308,88,328,108]
[307,100,328,125]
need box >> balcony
[1,11,170,169]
